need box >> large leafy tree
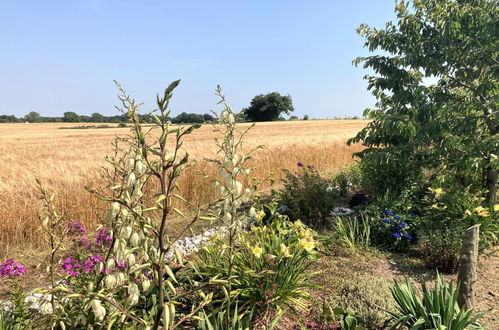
[63,111,80,122]
[349,0,498,204]
[243,92,294,122]
[24,111,41,123]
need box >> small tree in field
[243,92,294,122]
[349,0,498,204]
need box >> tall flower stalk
[205,85,262,326]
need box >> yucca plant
[389,275,484,329]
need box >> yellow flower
[494,205,499,212]
[464,209,472,216]
[473,206,490,217]
[252,246,263,258]
[279,243,291,258]
[256,211,266,221]
[298,230,311,239]
[298,238,315,252]
[429,187,444,196]
[292,220,304,229]
[431,204,439,209]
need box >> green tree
[62,111,80,122]
[171,112,204,124]
[24,111,41,123]
[243,92,294,122]
[91,112,104,123]
[349,0,498,204]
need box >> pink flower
[96,228,113,247]
[0,259,27,277]
[67,222,86,236]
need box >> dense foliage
[243,92,294,122]
[348,0,498,205]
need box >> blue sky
[0,1,396,118]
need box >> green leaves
[389,276,484,329]
[352,0,498,202]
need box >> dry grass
[0,120,367,257]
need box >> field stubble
[0,120,366,257]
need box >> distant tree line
[2,92,331,124]
[0,111,219,124]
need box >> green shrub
[355,149,424,202]
[0,286,35,330]
[331,214,370,251]
[416,185,498,272]
[192,219,318,323]
[389,276,483,329]
[326,274,395,328]
[279,164,339,228]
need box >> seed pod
[162,304,170,328]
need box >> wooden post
[457,224,479,310]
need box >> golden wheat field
[0,120,367,257]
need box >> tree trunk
[485,167,497,205]
[457,225,479,310]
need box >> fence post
[457,224,479,310]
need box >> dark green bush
[278,163,340,228]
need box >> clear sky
[0,1,396,118]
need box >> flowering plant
[369,209,417,251]
[193,218,318,323]
[0,259,27,277]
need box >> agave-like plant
[389,275,484,329]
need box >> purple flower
[408,212,418,218]
[297,162,304,167]
[400,222,408,229]
[67,222,86,236]
[0,259,27,277]
[394,215,402,221]
[61,258,82,276]
[382,218,391,224]
[392,232,401,239]
[75,238,91,249]
[114,258,128,270]
[403,233,413,241]
[96,228,113,247]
